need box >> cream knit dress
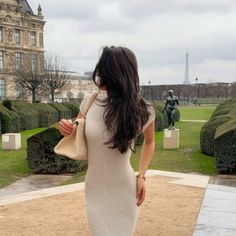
[80,90,155,236]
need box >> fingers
[58,119,74,136]
[136,188,146,206]
[136,182,146,207]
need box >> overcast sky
[30,0,236,85]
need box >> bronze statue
[162,89,179,130]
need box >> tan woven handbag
[54,91,99,160]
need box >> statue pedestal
[2,133,21,150]
[163,129,179,149]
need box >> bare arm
[136,119,155,206]
[138,119,155,175]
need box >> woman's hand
[58,119,75,136]
[136,177,146,206]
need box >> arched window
[0,78,5,99]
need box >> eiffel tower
[183,50,191,84]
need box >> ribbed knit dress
[80,90,155,236]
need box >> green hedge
[62,102,80,118]
[200,98,236,158]
[34,103,59,127]
[27,127,88,174]
[155,110,165,131]
[214,119,236,173]
[49,103,71,120]
[0,100,83,133]
[0,104,21,133]
[12,101,39,130]
[200,115,232,156]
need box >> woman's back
[83,90,139,235]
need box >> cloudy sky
[30,0,236,85]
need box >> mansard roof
[18,0,34,14]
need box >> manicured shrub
[62,102,80,118]
[34,103,59,127]
[200,115,232,156]
[211,107,231,119]
[155,110,165,131]
[0,104,21,133]
[213,99,236,113]
[214,119,236,173]
[12,101,39,130]
[49,103,71,120]
[27,127,88,174]
[3,99,13,111]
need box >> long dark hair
[92,46,152,154]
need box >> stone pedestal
[2,133,21,150]
[163,129,179,149]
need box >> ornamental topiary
[0,104,21,133]
[27,127,88,174]
[49,103,71,120]
[12,101,39,130]
[200,114,232,156]
[214,119,236,173]
[34,103,59,127]
[155,110,165,131]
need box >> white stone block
[2,133,21,150]
[163,129,179,149]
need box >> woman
[58,46,155,236]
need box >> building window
[0,78,5,98]
[15,29,21,44]
[0,51,3,69]
[15,52,21,70]
[0,27,3,42]
[31,54,37,70]
[31,31,36,47]
[18,82,24,97]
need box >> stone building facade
[51,74,98,103]
[0,0,45,100]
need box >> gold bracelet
[136,173,146,181]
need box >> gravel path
[0,175,205,236]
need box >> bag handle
[82,91,99,118]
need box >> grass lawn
[0,128,46,188]
[179,105,217,120]
[62,122,216,185]
[0,105,217,188]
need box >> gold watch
[136,173,146,181]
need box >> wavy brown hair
[92,46,152,154]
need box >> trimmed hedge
[49,103,71,120]
[155,110,165,131]
[12,101,39,130]
[214,119,236,173]
[27,127,88,174]
[34,103,59,127]
[0,104,21,133]
[200,98,236,159]
[62,102,80,118]
[200,115,232,156]
[0,100,82,133]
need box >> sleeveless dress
[80,90,155,236]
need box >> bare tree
[42,56,70,102]
[14,53,43,103]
